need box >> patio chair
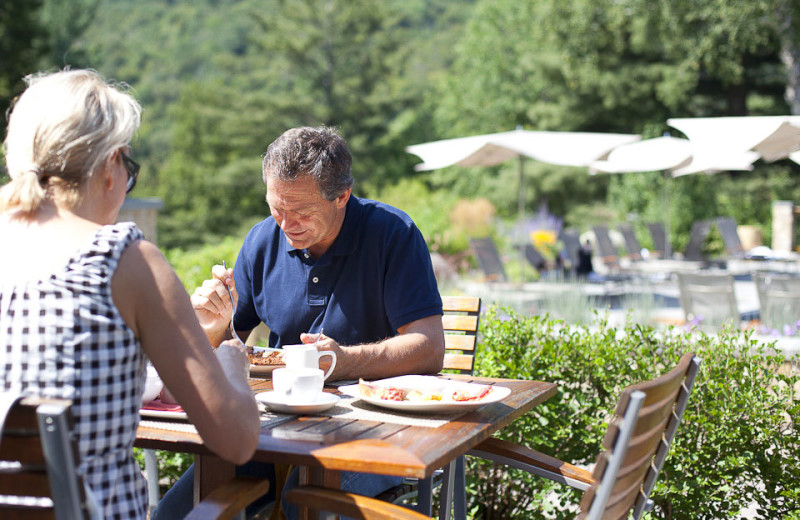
[559,228,582,274]
[753,272,800,330]
[715,217,745,257]
[518,243,548,272]
[467,352,701,520]
[378,296,481,515]
[0,393,270,520]
[645,222,669,259]
[676,272,738,328]
[286,486,431,519]
[617,224,643,262]
[683,220,713,262]
[468,237,506,282]
[591,225,620,271]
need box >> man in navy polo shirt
[155,126,444,520]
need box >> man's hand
[300,315,445,381]
[190,264,236,347]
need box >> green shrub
[469,307,800,519]
[164,235,244,292]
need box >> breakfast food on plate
[247,348,284,366]
[358,378,492,403]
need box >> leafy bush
[469,307,800,519]
[163,234,245,292]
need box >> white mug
[272,367,324,403]
[282,344,336,380]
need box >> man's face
[265,173,348,253]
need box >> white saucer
[255,391,340,415]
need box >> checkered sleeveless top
[1,222,148,519]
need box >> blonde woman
[0,69,259,519]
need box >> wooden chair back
[676,272,738,328]
[441,296,481,375]
[578,353,701,520]
[0,395,93,520]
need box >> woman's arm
[112,240,259,465]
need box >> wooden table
[135,375,557,518]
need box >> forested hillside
[2,0,800,251]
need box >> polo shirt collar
[285,195,361,258]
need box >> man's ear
[335,188,351,209]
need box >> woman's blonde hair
[1,69,142,214]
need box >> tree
[0,0,48,141]
[431,0,797,241]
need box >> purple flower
[784,324,796,337]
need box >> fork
[221,261,282,353]
[221,261,244,345]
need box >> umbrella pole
[662,170,672,258]
[518,156,527,282]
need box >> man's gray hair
[261,126,354,201]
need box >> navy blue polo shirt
[232,196,442,348]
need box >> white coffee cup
[272,367,324,403]
[282,344,336,380]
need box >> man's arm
[305,314,444,381]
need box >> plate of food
[338,375,511,413]
[248,348,285,375]
[140,399,188,421]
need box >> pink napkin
[141,399,184,412]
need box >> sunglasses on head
[120,151,140,194]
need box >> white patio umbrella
[407,128,640,279]
[667,115,800,174]
[407,128,641,219]
[588,135,757,257]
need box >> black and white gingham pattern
[1,222,148,519]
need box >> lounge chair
[617,224,643,262]
[591,225,620,272]
[468,237,507,282]
[683,220,713,262]
[715,217,745,257]
[645,222,669,259]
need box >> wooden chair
[676,272,739,328]
[467,353,701,520]
[0,394,269,520]
[377,296,481,516]
[286,486,432,519]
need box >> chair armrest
[285,486,431,520]
[468,437,595,491]
[184,476,270,520]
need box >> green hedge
[469,307,800,519]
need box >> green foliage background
[3,0,800,251]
